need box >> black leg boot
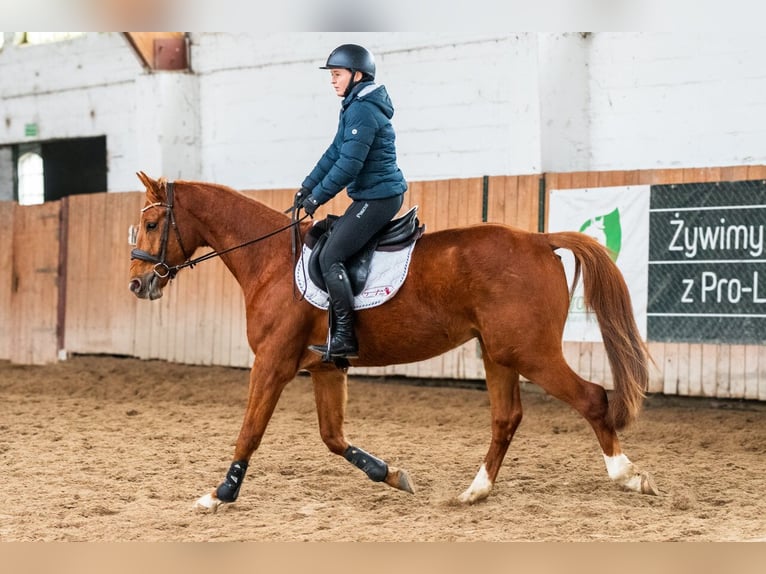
[309,262,359,359]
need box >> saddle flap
[307,234,375,295]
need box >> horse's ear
[136,171,163,203]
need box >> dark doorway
[41,136,107,201]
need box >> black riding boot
[309,262,359,359]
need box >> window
[17,152,44,205]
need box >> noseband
[130,181,191,279]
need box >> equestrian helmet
[320,44,376,79]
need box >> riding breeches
[317,195,404,272]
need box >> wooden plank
[682,167,721,183]
[746,165,766,179]
[448,178,464,229]
[465,178,484,226]
[0,202,15,360]
[433,179,451,232]
[700,343,719,397]
[419,180,438,234]
[62,194,88,353]
[404,182,426,232]
[517,175,538,232]
[504,176,521,227]
[485,175,508,225]
[759,345,766,401]
[597,170,628,188]
[662,342,679,396]
[663,168,687,185]
[728,345,746,399]
[623,170,641,186]
[686,343,703,397]
[109,192,146,356]
[637,168,666,185]
[570,171,590,190]
[549,171,573,191]
[157,273,176,362]
[11,202,61,364]
[743,345,760,400]
[715,344,731,398]
[676,343,691,396]
[719,165,750,181]
[86,193,110,353]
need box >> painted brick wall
[2,32,766,196]
[193,33,542,189]
[585,32,766,171]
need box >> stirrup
[308,343,358,360]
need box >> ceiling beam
[124,32,188,71]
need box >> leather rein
[130,181,309,280]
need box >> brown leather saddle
[304,206,425,294]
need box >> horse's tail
[545,231,649,430]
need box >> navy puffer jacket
[302,81,407,204]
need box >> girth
[306,206,425,294]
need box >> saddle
[305,206,425,294]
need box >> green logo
[578,208,622,262]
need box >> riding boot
[309,262,359,359]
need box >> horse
[128,172,658,512]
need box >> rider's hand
[295,187,310,203]
[300,194,319,217]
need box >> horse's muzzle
[129,275,163,300]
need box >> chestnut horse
[128,172,657,512]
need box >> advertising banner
[549,186,650,342]
[648,181,766,343]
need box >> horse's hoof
[194,492,223,513]
[640,472,659,495]
[384,467,415,494]
[457,484,491,504]
[457,489,489,504]
[397,469,415,494]
[457,464,492,504]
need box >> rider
[297,43,408,360]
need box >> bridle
[130,181,190,279]
[131,181,309,280]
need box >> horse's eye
[146,221,158,231]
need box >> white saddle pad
[295,243,416,310]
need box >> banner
[548,186,650,342]
[647,180,766,343]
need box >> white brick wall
[585,32,766,170]
[2,32,766,197]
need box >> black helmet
[320,44,376,79]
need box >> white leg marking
[458,463,493,503]
[603,453,642,492]
[194,492,222,513]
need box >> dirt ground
[0,355,764,542]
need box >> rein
[131,181,309,279]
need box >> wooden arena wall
[1,167,765,401]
